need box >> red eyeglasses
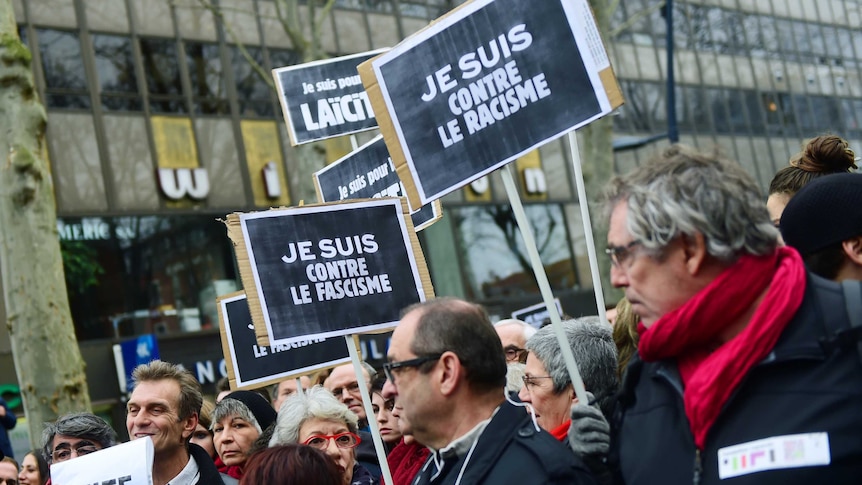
[303,432,361,450]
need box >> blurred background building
[1,0,859,442]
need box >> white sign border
[238,197,426,346]
[220,293,351,388]
[371,0,613,205]
[274,48,390,146]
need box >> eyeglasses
[1,479,19,485]
[503,346,528,363]
[605,240,643,268]
[521,375,554,389]
[51,442,100,462]
[330,381,360,397]
[303,432,361,450]
[382,354,442,384]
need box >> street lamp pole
[665,0,679,143]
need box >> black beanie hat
[224,390,277,431]
[780,173,862,255]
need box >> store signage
[157,168,210,200]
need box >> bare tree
[0,1,91,447]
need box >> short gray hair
[268,386,358,447]
[525,317,618,417]
[494,319,537,342]
[605,144,778,262]
[42,412,118,464]
[212,398,262,434]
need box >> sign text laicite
[274,49,389,145]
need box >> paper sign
[274,49,389,145]
[226,198,434,347]
[359,0,623,209]
[50,437,154,485]
[314,135,442,231]
[218,291,350,389]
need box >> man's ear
[182,412,198,440]
[842,237,862,265]
[682,233,709,275]
[437,352,462,397]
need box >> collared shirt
[166,454,201,485]
[422,405,501,482]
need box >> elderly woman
[518,316,618,439]
[212,390,277,479]
[269,385,374,485]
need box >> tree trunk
[0,1,91,447]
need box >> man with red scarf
[604,145,862,484]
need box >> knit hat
[223,390,277,431]
[780,173,862,255]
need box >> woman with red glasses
[269,386,374,485]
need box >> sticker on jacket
[717,432,830,479]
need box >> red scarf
[550,419,571,441]
[385,438,431,485]
[637,247,806,450]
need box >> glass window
[231,45,273,117]
[140,38,186,113]
[58,215,238,340]
[452,204,576,300]
[37,28,90,109]
[186,41,228,115]
[93,34,141,111]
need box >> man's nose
[382,379,397,400]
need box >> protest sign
[218,291,351,389]
[226,198,433,347]
[274,49,389,145]
[314,135,442,231]
[511,298,563,329]
[359,0,623,209]
[50,437,153,485]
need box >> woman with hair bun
[767,134,857,227]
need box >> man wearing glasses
[605,145,862,483]
[493,319,536,364]
[41,412,117,467]
[381,297,597,485]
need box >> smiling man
[604,145,862,484]
[127,360,236,485]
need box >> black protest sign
[359,0,622,208]
[218,292,350,389]
[511,298,563,329]
[314,135,442,231]
[227,198,433,346]
[274,49,389,145]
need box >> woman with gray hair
[518,316,618,438]
[269,385,374,485]
[212,390,277,479]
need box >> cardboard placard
[359,0,623,209]
[50,437,154,485]
[226,198,434,347]
[511,298,563,329]
[274,49,390,145]
[217,291,351,390]
[313,134,442,231]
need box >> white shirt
[166,454,201,485]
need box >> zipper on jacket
[693,449,702,485]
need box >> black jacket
[189,443,238,485]
[412,399,597,485]
[610,274,862,484]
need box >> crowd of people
[2,135,861,484]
